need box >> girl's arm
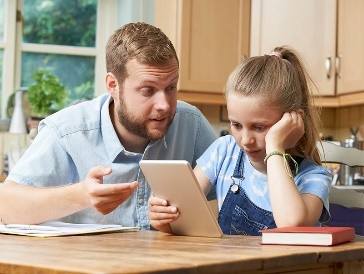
[266,154,323,226]
[193,165,212,196]
[265,111,323,227]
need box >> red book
[260,226,355,246]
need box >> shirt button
[138,199,143,205]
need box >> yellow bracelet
[264,151,298,179]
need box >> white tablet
[140,160,223,238]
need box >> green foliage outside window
[22,0,97,47]
[0,0,4,41]
[20,0,98,106]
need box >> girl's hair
[224,45,322,165]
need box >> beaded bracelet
[264,151,298,179]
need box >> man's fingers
[92,187,138,214]
[92,181,139,196]
[95,198,126,215]
[88,165,112,182]
[91,187,136,204]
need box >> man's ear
[106,72,118,97]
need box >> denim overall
[218,150,303,235]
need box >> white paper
[0,221,140,237]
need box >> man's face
[113,59,179,141]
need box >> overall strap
[232,150,245,179]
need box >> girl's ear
[297,109,305,119]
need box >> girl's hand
[265,110,305,152]
[148,196,179,233]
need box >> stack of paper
[0,221,140,237]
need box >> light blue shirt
[7,93,217,229]
[197,135,332,223]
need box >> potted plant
[26,68,67,130]
[28,68,67,118]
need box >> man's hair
[106,22,178,86]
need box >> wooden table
[1,230,364,273]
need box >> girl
[148,46,332,235]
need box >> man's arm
[0,166,139,225]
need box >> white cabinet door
[250,0,337,96]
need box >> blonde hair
[106,22,178,86]
[225,45,322,165]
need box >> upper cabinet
[155,0,250,102]
[250,0,336,96]
[336,0,364,95]
[250,0,364,101]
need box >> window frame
[0,0,118,118]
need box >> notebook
[140,160,223,238]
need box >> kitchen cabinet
[336,0,364,95]
[250,0,364,106]
[155,0,250,104]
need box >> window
[0,0,119,118]
[0,0,6,109]
[21,0,97,103]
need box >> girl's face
[226,93,283,169]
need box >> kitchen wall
[195,104,364,142]
[118,0,155,26]
[328,105,364,141]
[0,133,30,179]
[117,1,364,142]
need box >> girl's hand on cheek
[265,110,305,152]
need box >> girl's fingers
[149,204,178,214]
[149,211,179,221]
[148,196,168,206]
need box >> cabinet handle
[325,56,332,79]
[336,53,342,79]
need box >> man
[0,22,217,230]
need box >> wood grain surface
[0,230,363,273]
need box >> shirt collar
[101,96,124,162]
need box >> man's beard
[117,99,174,141]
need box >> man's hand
[82,165,139,215]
